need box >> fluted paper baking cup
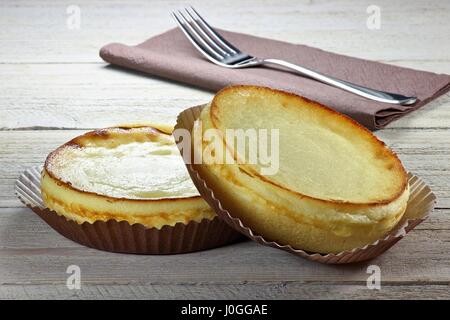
[15,166,242,254]
[175,105,436,264]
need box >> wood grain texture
[1,283,450,300]
[1,208,448,285]
[1,0,449,63]
[0,0,449,299]
[0,64,449,130]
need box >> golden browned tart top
[209,85,408,205]
[45,126,200,200]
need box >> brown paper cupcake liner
[15,166,242,254]
[175,105,436,264]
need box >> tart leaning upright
[192,85,410,254]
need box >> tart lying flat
[42,126,214,229]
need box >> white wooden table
[1,0,449,299]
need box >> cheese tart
[192,85,409,254]
[41,125,216,229]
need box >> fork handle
[260,59,417,105]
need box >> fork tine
[182,8,229,57]
[171,12,217,63]
[173,10,224,61]
[188,6,239,54]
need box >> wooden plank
[1,129,449,207]
[0,207,449,285]
[1,232,449,284]
[0,64,212,130]
[0,64,449,130]
[1,283,450,300]
[0,0,449,64]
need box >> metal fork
[171,7,417,105]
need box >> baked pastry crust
[194,85,409,253]
[42,125,214,229]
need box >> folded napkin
[100,28,450,130]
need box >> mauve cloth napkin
[100,28,450,130]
